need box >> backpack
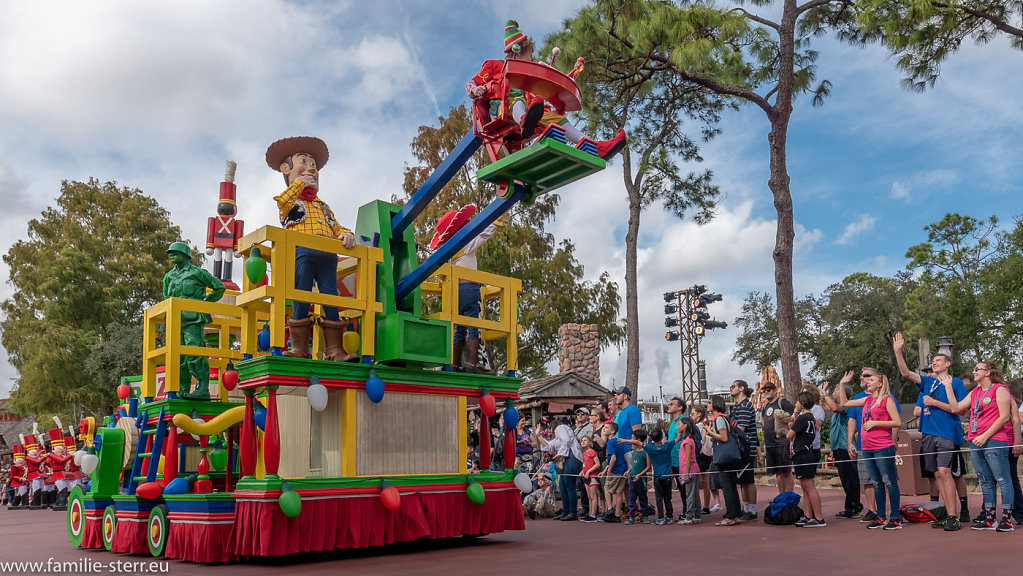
[691,425,703,455]
[729,418,751,464]
[763,491,803,525]
[900,501,947,523]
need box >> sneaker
[795,516,810,527]
[624,517,636,525]
[997,520,1015,532]
[605,514,622,523]
[652,518,664,525]
[972,517,995,531]
[640,516,649,524]
[803,518,827,528]
[944,516,962,531]
[883,519,903,530]
[931,517,947,529]
[835,511,855,519]
[663,518,674,525]
[552,513,565,521]
[580,515,598,523]
[866,519,886,529]
[680,518,695,525]
[860,511,879,523]
[701,507,711,515]
[740,511,758,523]
[527,509,537,520]
[709,504,722,513]
[560,514,577,522]
[1015,518,1023,526]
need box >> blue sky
[0,0,1020,402]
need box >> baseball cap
[761,382,777,390]
[611,386,631,397]
[574,407,591,416]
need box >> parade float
[64,45,612,563]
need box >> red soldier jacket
[9,464,26,487]
[25,454,43,481]
[48,452,71,481]
[206,214,244,251]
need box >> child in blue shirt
[625,427,682,524]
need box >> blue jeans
[627,476,649,517]
[558,455,582,516]
[970,439,1013,510]
[453,282,481,343]
[293,247,339,321]
[862,445,899,520]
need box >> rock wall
[557,323,600,384]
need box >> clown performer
[466,19,626,160]
[430,206,500,373]
[267,136,357,362]
[47,425,73,510]
[8,442,27,509]
[24,433,45,509]
[205,160,245,290]
[163,242,227,400]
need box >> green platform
[476,138,605,202]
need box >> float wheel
[66,487,85,548]
[147,504,169,557]
[101,505,117,551]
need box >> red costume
[205,161,244,290]
[47,429,71,481]
[24,435,43,482]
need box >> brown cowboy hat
[265,136,329,171]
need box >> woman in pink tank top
[839,368,902,529]
[945,362,1014,531]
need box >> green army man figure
[163,242,226,400]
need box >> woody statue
[267,136,357,361]
[163,242,227,400]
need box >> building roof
[517,371,610,400]
[0,418,37,454]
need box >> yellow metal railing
[421,264,522,371]
[142,298,244,398]
[236,226,384,357]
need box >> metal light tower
[664,285,727,410]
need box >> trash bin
[895,430,929,496]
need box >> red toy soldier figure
[64,430,85,491]
[206,160,245,291]
[24,433,45,509]
[47,427,73,510]
[8,443,27,509]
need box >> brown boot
[321,320,358,361]
[462,337,480,373]
[452,340,465,371]
[284,317,313,358]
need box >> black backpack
[728,417,751,465]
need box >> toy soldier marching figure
[206,161,244,290]
[163,241,227,400]
[47,426,73,510]
[24,433,45,509]
[8,443,27,509]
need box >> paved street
[0,487,1016,575]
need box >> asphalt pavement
[0,487,1015,575]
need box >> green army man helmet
[167,242,192,259]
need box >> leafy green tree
[2,179,187,417]
[856,0,1023,91]
[399,105,624,378]
[978,216,1023,373]
[903,213,999,371]
[732,291,782,370]
[553,0,867,399]
[549,3,725,396]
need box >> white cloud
[891,181,911,201]
[836,214,877,245]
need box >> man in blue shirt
[894,333,968,530]
[612,386,642,464]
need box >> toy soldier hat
[24,434,40,451]
[430,205,477,250]
[12,444,24,459]
[167,242,192,258]
[48,428,65,448]
[265,136,329,170]
[63,434,77,451]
